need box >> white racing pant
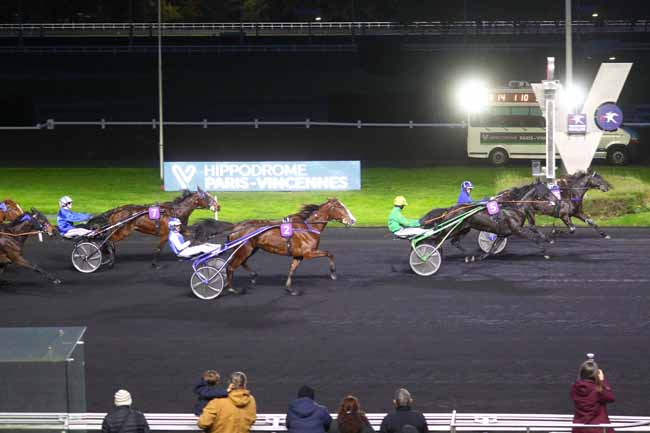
[63,228,94,239]
[393,227,429,238]
[177,243,221,258]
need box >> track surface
[1,228,649,415]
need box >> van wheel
[607,147,628,165]
[489,149,509,166]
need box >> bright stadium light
[456,79,489,113]
[315,16,322,21]
[563,83,586,112]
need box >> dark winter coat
[379,406,429,433]
[328,416,375,433]
[101,406,150,433]
[571,379,616,433]
[194,379,229,415]
[286,397,332,433]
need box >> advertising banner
[164,161,361,191]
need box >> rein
[0,230,43,237]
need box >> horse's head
[0,199,24,223]
[587,171,611,192]
[323,198,357,227]
[24,208,56,236]
[195,186,220,212]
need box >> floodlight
[315,16,322,21]
[608,56,617,61]
[592,12,599,18]
[563,84,586,112]
[456,79,489,113]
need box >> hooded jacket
[198,389,257,433]
[286,397,332,433]
[570,379,615,433]
[456,187,472,205]
[193,378,228,415]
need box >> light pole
[565,0,573,108]
[157,0,165,186]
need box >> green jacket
[387,206,421,233]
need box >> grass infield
[2,167,650,227]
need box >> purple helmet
[462,180,473,190]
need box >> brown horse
[527,171,612,238]
[0,208,60,284]
[93,188,219,267]
[226,198,357,296]
[0,199,24,223]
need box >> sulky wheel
[205,257,227,279]
[478,231,508,254]
[190,266,225,300]
[71,242,103,273]
[409,243,442,276]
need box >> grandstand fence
[1,412,650,432]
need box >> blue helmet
[462,180,473,190]
[167,217,181,228]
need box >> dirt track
[1,228,649,415]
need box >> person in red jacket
[570,359,615,433]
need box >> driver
[168,218,222,258]
[57,196,94,238]
[457,180,474,204]
[388,196,428,238]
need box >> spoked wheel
[205,257,227,279]
[409,244,442,276]
[478,231,508,254]
[71,242,103,273]
[191,266,225,300]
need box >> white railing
[0,119,466,131]
[1,20,648,36]
[1,412,650,432]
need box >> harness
[0,202,7,212]
[280,217,322,256]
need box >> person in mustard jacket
[198,372,257,433]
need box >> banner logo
[171,164,197,189]
[595,103,623,131]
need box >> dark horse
[0,208,60,284]
[420,181,558,261]
[0,199,24,223]
[88,187,219,267]
[225,198,357,296]
[527,171,613,239]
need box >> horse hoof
[605,235,611,240]
[470,256,476,262]
[330,273,337,281]
[152,263,163,270]
[285,287,301,296]
[549,240,555,245]
[464,257,470,263]
[544,255,551,260]
[228,287,242,295]
[52,279,62,285]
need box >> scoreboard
[487,92,537,103]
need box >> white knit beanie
[114,389,132,407]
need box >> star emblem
[570,114,585,125]
[602,111,619,123]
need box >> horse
[87,188,219,267]
[0,199,24,223]
[527,171,613,239]
[225,198,357,296]
[0,208,61,284]
[420,181,557,261]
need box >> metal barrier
[0,119,467,131]
[1,20,649,37]
[1,412,649,432]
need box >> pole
[544,57,557,182]
[565,0,573,109]
[157,0,164,185]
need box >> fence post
[152,118,157,129]
[409,120,413,129]
[46,119,54,130]
[254,118,259,128]
[101,118,106,129]
[357,120,362,129]
[306,118,310,128]
[203,118,208,129]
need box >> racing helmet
[167,217,182,228]
[461,180,473,190]
[59,196,73,207]
[393,195,408,206]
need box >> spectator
[379,388,428,433]
[328,395,374,433]
[101,389,150,433]
[571,360,615,433]
[194,369,228,416]
[198,371,256,433]
[286,385,332,433]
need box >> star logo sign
[570,114,585,125]
[601,111,619,123]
